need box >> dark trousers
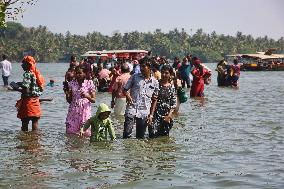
[123,116,147,139]
[2,76,9,86]
[181,76,191,88]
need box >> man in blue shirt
[123,58,159,139]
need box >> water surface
[0,63,283,189]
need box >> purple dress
[66,80,96,136]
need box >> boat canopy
[226,52,284,60]
[81,49,148,59]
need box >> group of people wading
[216,59,241,87]
[6,52,241,142]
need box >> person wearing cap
[14,56,45,131]
[123,58,159,139]
[0,54,12,88]
[80,103,115,142]
[190,58,211,97]
[111,63,131,116]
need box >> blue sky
[11,0,284,39]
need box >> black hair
[75,65,87,74]
[139,57,151,68]
[121,64,130,73]
[70,55,76,62]
[161,65,174,75]
[233,59,238,64]
[2,54,7,60]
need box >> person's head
[2,54,7,60]
[174,57,180,63]
[182,57,188,64]
[21,56,35,71]
[139,58,151,76]
[193,58,201,67]
[186,54,192,61]
[233,59,238,65]
[121,63,130,73]
[50,79,55,84]
[160,65,174,82]
[75,65,87,82]
[70,55,76,62]
[96,103,111,120]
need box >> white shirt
[0,59,12,76]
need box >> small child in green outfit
[80,103,116,142]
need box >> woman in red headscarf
[190,58,211,97]
[15,56,45,131]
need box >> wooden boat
[81,49,148,60]
[226,49,284,71]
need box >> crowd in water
[2,52,241,142]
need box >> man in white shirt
[0,55,12,87]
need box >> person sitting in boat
[216,60,227,86]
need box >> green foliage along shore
[1,22,284,63]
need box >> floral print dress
[152,84,177,136]
[66,80,95,136]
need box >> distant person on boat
[15,56,45,131]
[123,58,159,139]
[111,63,131,116]
[0,54,12,88]
[65,65,96,136]
[216,60,227,86]
[148,65,177,138]
[80,103,116,142]
[190,58,211,97]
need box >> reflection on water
[0,63,284,188]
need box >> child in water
[47,79,55,87]
[80,103,116,142]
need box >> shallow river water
[0,63,283,189]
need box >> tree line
[1,22,284,63]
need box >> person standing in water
[123,58,159,139]
[148,65,177,137]
[190,59,211,97]
[111,63,131,116]
[15,56,45,131]
[65,65,96,136]
[80,103,116,142]
[0,54,12,88]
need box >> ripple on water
[0,64,284,188]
